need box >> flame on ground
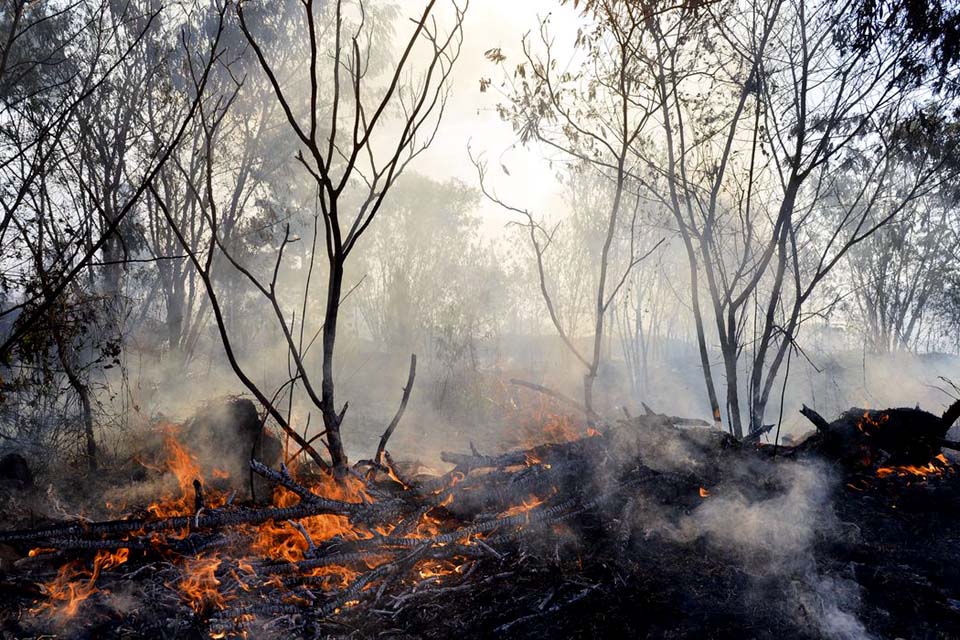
[876,454,952,479]
[146,426,227,519]
[30,412,572,629]
[500,494,546,518]
[252,468,372,563]
[179,554,225,613]
[35,548,129,619]
[34,426,379,625]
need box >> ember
[2,399,957,638]
[2,0,960,637]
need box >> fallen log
[0,502,359,546]
[6,395,959,639]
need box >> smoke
[643,458,871,640]
[671,462,831,566]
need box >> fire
[303,564,361,589]
[33,424,388,624]
[855,410,889,435]
[501,494,545,518]
[538,413,585,445]
[179,554,225,613]
[416,558,465,581]
[36,548,129,619]
[33,419,488,626]
[876,454,952,479]
[506,387,598,449]
[140,426,226,519]
[699,487,710,498]
[252,469,371,563]
[413,510,445,538]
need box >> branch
[509,378,601,421]
[374,354,417,467]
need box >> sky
[409,0,582,236]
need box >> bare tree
[841,112,960,353]
[621,0,958,436]
[162,0,467,475]
[0,2,227,359]
[475,3,664,418]
[0,0,228,465]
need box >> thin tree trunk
[321,258,348,473]
[54,332,97,470]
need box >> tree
[621,0,957,436]
[0,0,228,465]
[476,4,664,418]
[842,111,960,353]
[158,0,467,475]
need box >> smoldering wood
[4,396,960,638]
[794,399,960,468]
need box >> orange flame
[252,470,371,563]
[855,410,889,435]
[415,558,467,581]
[143,426,225,519]
[876,454,952,479]
[501,494,546,518]
[178,554,225,613]
[36,548,129,619]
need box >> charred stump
[183,397,282,500]
[792,399,960,473]
[0,452,32,490]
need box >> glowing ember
[416,558,466,581]
[501,494,546,518]
[856,410,889,435]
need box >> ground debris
[1,403,959,639]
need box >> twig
[374,354,417,468]
[509,378,600,420]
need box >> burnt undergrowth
[0,402,958,639]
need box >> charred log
[794,399,960,471]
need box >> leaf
[484,48,507,63]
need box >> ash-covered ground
[0,402,958,640]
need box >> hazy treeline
[1,0,959,469]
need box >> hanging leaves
[484,48,507,63]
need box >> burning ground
[1,398,959,639]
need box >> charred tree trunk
[321,258,348,474]
[794,399,960,469]
[722,344,744,439]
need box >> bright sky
[412,0,582,235]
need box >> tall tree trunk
[689,255,724,428]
